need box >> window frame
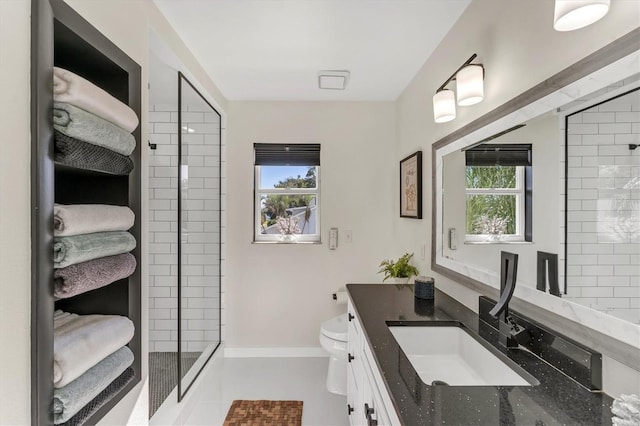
[254,165,321,243]
[464,165,528,243]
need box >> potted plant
[378,252,419,284]
[276,216,301,242]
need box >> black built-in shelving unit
[31,0,142,424]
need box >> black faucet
[489,251,531,348]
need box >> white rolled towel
[54,203,135,237]
[613,419,638,426]
[53,310,134,388]
[53,67,139,132]
[612,394,640,426]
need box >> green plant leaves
[378,252,419,281]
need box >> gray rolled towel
[56,367,135,426]
[54,203,135,237]
[53,102,136,156]
[53,231,136,269]
[55,131,134,175]
[53,346,134,424]
[54,253,137,299]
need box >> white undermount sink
[388,325,534,387]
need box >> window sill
[252,240,322,245]
[464,240,533,245]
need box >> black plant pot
[414,277,434,300]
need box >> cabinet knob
[347,404,354,415]
[348,313,354,322]
[348,353,355,362]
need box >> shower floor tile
[149,352,201,417]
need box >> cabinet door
[363,340,402,426]
[348,361,365,426]
[347,300,366,425]
[362,354,386,426]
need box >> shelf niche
[31,0,142,425]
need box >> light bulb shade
[456,64,484,106]
[553,0,610,32]
[433,90,456,123]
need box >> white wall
[395,0,640,397]
[225,102,396,349]
[0,1,32,424]
[396,0,640,279]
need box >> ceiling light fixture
[318,70,350,90]
[433,54,484,123]
[553,0,610,32]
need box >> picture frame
[400,151,422,219]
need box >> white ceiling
[152,0,471,101]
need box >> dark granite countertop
[346,283,613,426]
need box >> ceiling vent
[318,70,350,90]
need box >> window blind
[254,143,321,166]
[465,144,532,167]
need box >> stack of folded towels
[52,203,138,424]
[53,67,139,175]
[53,203,137,299]
[53,311,135,425]
[612,394,640,426]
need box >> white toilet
[319,313,348,395]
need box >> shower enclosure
[148,56,222,416]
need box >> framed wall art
[400,151,422,219]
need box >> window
[254,143,321,242]
[464,144,532,243]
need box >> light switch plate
[329,228,338,250]
[449,228,458,250]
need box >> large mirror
[432,33,639,353]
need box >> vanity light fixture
[456,64,484,106]
[553,0,610,32]
[433,54,484,123]
[433,89,457,123]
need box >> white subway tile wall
[148,103,224,352]
[565,89,640,324]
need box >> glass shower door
[177,72,222,399]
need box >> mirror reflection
[564,86,639,324]
[438,69,639,325]
[442,112,558,285]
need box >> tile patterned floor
[149,352,201,418]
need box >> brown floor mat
[223,400,303,426]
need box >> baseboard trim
[224,347,328,358]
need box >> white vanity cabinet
[347,300,402,426]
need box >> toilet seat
[320,313,348,341]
